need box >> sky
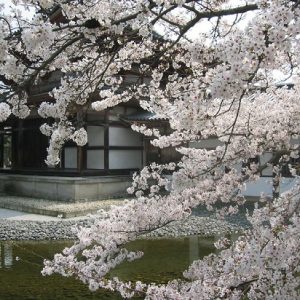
[0,0,35,19]
[0,0,292,82]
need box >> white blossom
[0,103,11,122]
[0,0,300,299]
[71,128,88,146]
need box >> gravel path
[0,218,89,241]
[0,190,261,242]
[0,214,245,241]
[0,195,250,241]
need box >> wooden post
[16,119,23,169]
[77,111,84,174]
[104,110,109,172]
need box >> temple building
[0,67,179,201]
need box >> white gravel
[0,214,243,241]
[0,195,245,241]
[142,216,242,238]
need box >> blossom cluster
[0,0,300,299]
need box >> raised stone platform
[0,174,132,202]
[0,195,124,218]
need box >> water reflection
[0,235,235,299]
[188,235,199,263]
[0,234,238,271]
[0,243,13,269]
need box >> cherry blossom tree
[1,0,300,298]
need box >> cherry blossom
[0,0,300,299]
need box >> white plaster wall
[87,126,104,146]
[109,150,142,169]
[260,152,273,176]
[291,136,300,145]
[109,127,142,146]
[87,150,105,169]
[64,147,77,169]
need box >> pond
[0,236,220,299]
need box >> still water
[0,236,218,299]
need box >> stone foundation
[0,174,132,202]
